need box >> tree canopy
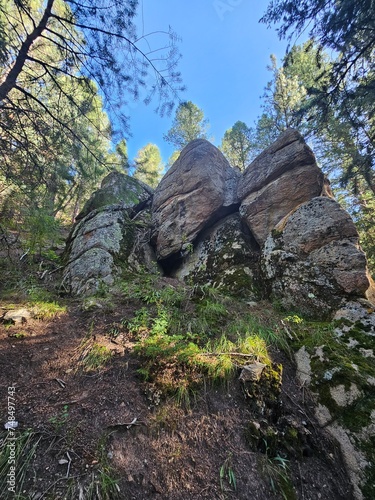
[0,0,183,225]
[133,143,163,188]
[163,101,209,150]
[220,121,255,171]
[261,0,375,193]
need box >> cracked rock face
[151,139,240,261]
[62,131,373,314]
[62,174,156,295]
[238,129,324,246]
[262,197,370,318]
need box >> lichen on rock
[261,197,371,319]
[62,173,156,296]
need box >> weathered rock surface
[295,302,375,499]
[62,132,373,316]
[239,165,324,246]
[172,213,261,298]
[2,308,33,324]
[238,129,324,245]
[60,132,375,498]
[262,197,370,318]
[62,173,156,295]
[151,139,240,260]
[76,171,153,220]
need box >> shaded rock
[295,346,312,386]
[238,129,324,245]
[296,310,375,500]
[239,362,266,382]
[76,172,153,220]
[262,197,370,318]
[172,213,261,297]
[151,139,240,260]
[62,177,157,295]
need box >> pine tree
[220,121,255,171]
[164,101,209,149]
[133,144,164,188]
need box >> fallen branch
[107,417,144,430]
[200,352,256,358]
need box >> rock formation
[62,173,156,295]
[238,129,325,246]
[61,129,375,499]
[62,129,374,314]
[151,139,240,261]
[262,196,370,318]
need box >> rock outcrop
[151,139,240,261]
[61,129,375,500]
[172,213,261,297]
[62,174,157,295]
[262,197,370,318]
[62,129,373,316]
[76,171,153,220]
[238,129,324,246]
[295,299,375,499]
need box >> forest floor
[0,249,354,499]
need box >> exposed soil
[0,289,354,500]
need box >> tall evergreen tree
[220,121,255,171]
[164,101,209,149]
[261,0,375,193]
[133,143,164,188]
[0,0,183,196]
[166,151,181,171]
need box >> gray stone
[239,362,266,382]
[76,172,153,220]
[262,197,370,318]
[279,197,359,255]
[62,174,157,295]
[172,213,260,298]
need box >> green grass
[261,454,296,500]
[220,453,236,493]
[0,429,42,498]
[80,343,113,372]
[31,300,66,320]
[124,274,288,403]
[117,270,310,409]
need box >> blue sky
[123,0,288,164]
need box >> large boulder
[151,139,240,261]
[238,129,324,246]
[76,171,153,220]
[172,213,261,298]
[262,197,371,318]
[62,174,156,296]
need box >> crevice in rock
[129,197,153,217]
[64,243,116,267]
[157,202,257,277]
